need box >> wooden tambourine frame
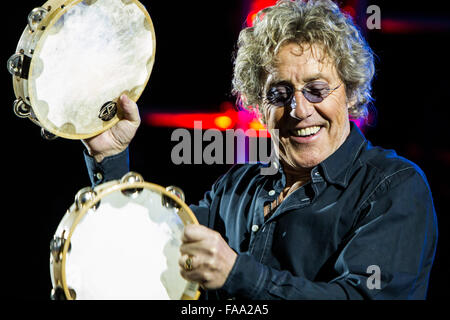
[49,172,201,300]
[9,0,156,139]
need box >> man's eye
[306,88,326,97]
[304,82,330,96]
[266,84,293,106]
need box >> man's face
[262,42,351,171]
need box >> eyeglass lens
[266,81,335,106]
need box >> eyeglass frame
[264,80,342,108]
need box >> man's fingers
[179,241,215,258]
[179,225,237,290]
[178,254,211,285]
[182,224,217,243]
[179,254,197,270]
[119,94,140,123]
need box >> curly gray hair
[232,0,375,120]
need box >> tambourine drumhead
[50,176,200,300]
[16,0,155,139]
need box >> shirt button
[251,224,259,232]
[268,190,276,196]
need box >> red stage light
[246,0,359,27]
[145,110,237,131]
[144,102,271,137]
[214,116,233,129]
[248,119,266,131]
[246,0,277,26]
[342,5,356,19]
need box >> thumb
[119,94,140,124]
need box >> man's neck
[282,163,312,189]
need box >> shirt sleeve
[189,192,214,228]
[84,148,130,187]
[221,167,438,300]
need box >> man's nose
[290,91,314,120]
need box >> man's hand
[179,224,237,290]
[82,94,140,163]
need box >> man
[83,0,437,299]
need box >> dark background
[1,0,448,301]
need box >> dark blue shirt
[84,123,438,300]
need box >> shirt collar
[318,121,367,187]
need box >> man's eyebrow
[302,73,329,83]
[267,73,331,87]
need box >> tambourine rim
[60,180,198,300]
[26,0,156,140]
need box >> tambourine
[7,0,156,140]
[49,172,201,300]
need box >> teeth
[296,126,321,137]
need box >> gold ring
[184,256,193,271]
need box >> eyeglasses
[265,81,341,106]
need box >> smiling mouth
[290,125,322,137]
